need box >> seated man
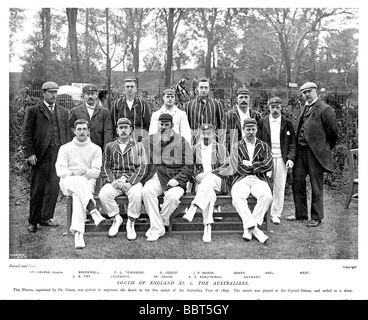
[99,118,147,240]
[182,123,228,242]
[55,119,105,249]
[214,118,273,244]
[142,113,193,241]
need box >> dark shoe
[28,224,37,233]
[306,219,321,227]
[40,220,59,227]
[286,215,308,221]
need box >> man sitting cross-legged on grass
[182,123,228,242]
[99,118,147,240]
[55,119,104,249]
[213,118,273,244]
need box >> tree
[122,8,151,73]
[156,8,185,86]
[66,8,82,82]
[9,8,25,60]
[187,8,236,79]
[257,8,356,85]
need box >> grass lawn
[9,172,358,260]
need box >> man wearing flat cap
[225,87,261,151]
[69,84,113,151]
[149,88,191,145]
[142,113,193,241]
[182,123,229,242]
[184,77,225,145]
[257,97,296,224]
[286,81,338,227]
[22,81,72,233]
[214,118,273,244]
[99,118,147,240]
[111,77,151,142]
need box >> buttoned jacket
[295,99,338,173]
[69,103,113,150]
[22,102,72,161]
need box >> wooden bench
[65,193,271,236]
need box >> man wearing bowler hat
[69,84,113,151]
[286,82,338,227]
[149,88,191,145]
[257,97,296,225]
[111,77,151,142]
[225,88,261,151]
[142,113,193,241]
[214,118,273,244]
[99,118,147,240]
[22,81,72,233]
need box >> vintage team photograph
[8,6,358,260]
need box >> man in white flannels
[99,118,147,240]
[182,123,228,242]
[55,119,105,249]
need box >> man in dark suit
[257,97,296,225]
[22,81,72,232]
[69,84,113,151]
[287,82,338,227]
[225,88,261,151]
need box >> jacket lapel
[39,102,50,121]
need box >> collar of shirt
[306,97,318,107]
[86,102,97,110]
[44,101,54,110]
[201,141,213,151]
[237,106,250,118]
[161,105,177,115]
[269,115,281,124]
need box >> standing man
[69,84,113,151]
[192,76,198,98]
[142,113,193,241]
[56,119,105,249]
[214,118,273,244]
[22,81,72,233]
[257,97,296,225]
[149,88,192,145]
[287,82,338,227]
[182,124,228,242]
[226,88,261,151]
[99,118,147,240]
[111,77,151,142]
[184,77,225,145]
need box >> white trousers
[60,176,95,234]
[142,173,184,235]
[271,157,288,219]
[231,175,272,229]
[193,173,222,225]
[99,182,143,219]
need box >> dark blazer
[22,102,72,161]
[295,99,338,173]
[142,131,194,191]
[69,103,113,150]
[225,108,261,149]
[256,115,297,164]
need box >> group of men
[22,76,338,249]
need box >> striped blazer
[192,140,229,193]
[184,97,226,143]
[101,138,147,185]
[111,96,151,140]
[214,138,273,188]
[225,108,261,150]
